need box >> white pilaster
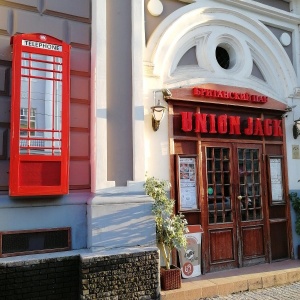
[91,0,115,191]
[132,0,146,181]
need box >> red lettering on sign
[253,118,264,136]
[209,114,217,133]
[244,117,253,135]
[223,91,229,98]
[264,119,272,136]
[229,116,241,135]
[192,87,202,96]
[194,113,208,133]
[240,93,249,101]
[217,91,223,98]
[192,87,268,103]
[234,93,240,100]
[273,120,283,137]
[181,112,193,132]
[218,115,228,134]
[180,112,282,137]
[206,89,213,97]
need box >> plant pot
[160,265,181,290]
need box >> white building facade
[139,0,300,272]
[0,0,300,279]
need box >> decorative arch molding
[145,4,298,100]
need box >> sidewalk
[160,260,300,300]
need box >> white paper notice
[179,157,197,210]
[270,158,283,202]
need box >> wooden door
[201,143,268,273]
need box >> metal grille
[0,228,70,257]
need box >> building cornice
[214,0,300,24]
[179,0,196,3]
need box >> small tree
[289,192,300,235]
[144,176,188,269]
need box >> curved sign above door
[193,87,268,104]
[165,84,288,112]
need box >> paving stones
[203,281,300,300]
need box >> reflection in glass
[238,148,262,221]
[253,151,258,159]
[246,161,252,171]
[254,160,259,171]
[207,148,213,159]
[207,160,213,170]
[207,147,232,224]
[254,184,260,195]
[223,148,229,159]
[247,174,252,183]
[245,149,251,159]
[214,148,221,159]
[207,173,213,184]
[238,150,243,160]
[19,52,62,156]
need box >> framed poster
[267,156,285,205]
[177,155,199,211]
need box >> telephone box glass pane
[19,52,62,156]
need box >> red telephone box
[9,33,70,196]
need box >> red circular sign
[183,262,193,276]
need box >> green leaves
[144,176,189,269]
[290,192,300,214]
[289,192,300,235]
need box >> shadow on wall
[88,197,156,249]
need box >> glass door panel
[207,147,232,224]
[238,148,262,221]
[203,143,267,272]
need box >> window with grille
[0,228,71,257]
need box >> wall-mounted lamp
[151,90,171,131]
[293,118,300,139]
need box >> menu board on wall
[178,156,198,210]
[268,156,285,204]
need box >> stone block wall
[0,255,79,300]
[0,248,160,300]
[80,250,160,300]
